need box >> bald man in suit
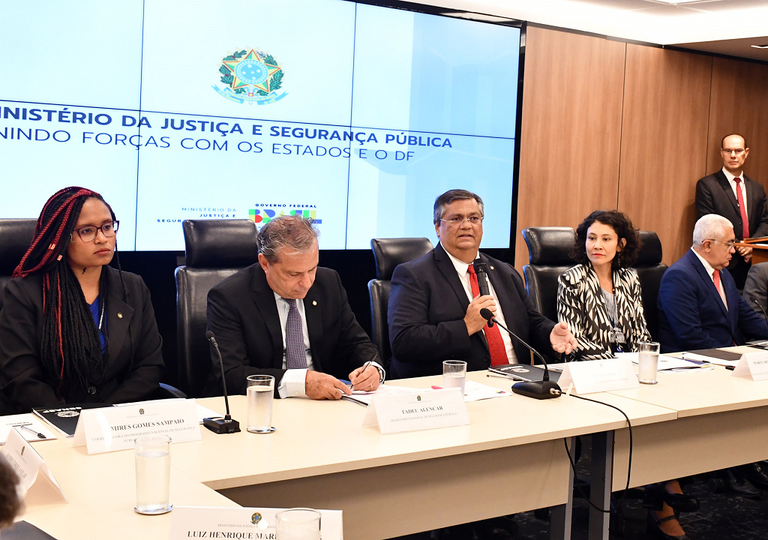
[695,134,768,289]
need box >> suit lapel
[722,270,742,335]
[435,244,489,352]
[687,251,730,323]
[483,254,516,323]
[251,266,284,369]
[745,175,758,236]
[105,268,132,371]
[714,170,740,215]
[434,244,472,311]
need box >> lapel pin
[117,312,123,319]
[490,265,494,270]
[312,300,317,306]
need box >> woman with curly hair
[557,210,651,360]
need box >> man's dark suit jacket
[695,170,768,288]
[387,244,556,379]
[206,263,379,395]
[0,266,165,414]
[657,249,768,353]
[743,262,768,322]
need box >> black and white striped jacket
[557,264,651,360]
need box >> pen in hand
[350,360,373,391]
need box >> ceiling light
[645,0,715,4]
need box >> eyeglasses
[708,238,736,248]
[722,148,746,155]
[440,215,483,226]
[72,221,119,242]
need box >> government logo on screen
[212,48,287,105]
[249,208,322,225]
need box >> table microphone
[473,259,492,297]
[204,331,241,434]
[752,299,768,324]
[479,308,561,399]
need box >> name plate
[0,428,66,503]
[73,399,201,454]
[362,388,469,434]
[169,506,342,540]
[732,351,768,381]
[558,358,639,394]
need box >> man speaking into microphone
[388,189,576,379]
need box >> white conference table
[576,347,768,540]
[609,348,768,488]
[19,370,675,540]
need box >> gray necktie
[285,299,306,369]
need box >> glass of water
[134,434,172,515]
[637,341,660,384]
[247,374,276,433]
[442,360,467,395]
[275,508,321,540]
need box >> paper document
[342,384,420,406]
[0,414,57,444]
[618,352,714,371]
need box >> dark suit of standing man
[695,133,768,289]
[388,189,576,379]
[207,216,381,399]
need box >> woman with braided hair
[0,187,164,414]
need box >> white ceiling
[403,0,768,62]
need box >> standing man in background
[695,133,768,289]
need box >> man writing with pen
[206,215,383,399]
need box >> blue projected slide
[0,0,520,250]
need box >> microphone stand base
[203,417,241,434]
[511,381,562,400]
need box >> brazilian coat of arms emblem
[213,48,287,105]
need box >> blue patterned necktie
[285,299,306,369]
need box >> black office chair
[521,227,576,322]
[175,219,259,397]
[0,219,37,312]
[633,231,667,341]
[368,238,433,371]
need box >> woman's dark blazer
[0,265,165,414]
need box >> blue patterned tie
[285,299,306,369]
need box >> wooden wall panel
[515,27,626,268]
[617,45,712,264]
[707,58,768,187]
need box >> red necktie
[467,265,508,366]
[735,178,750,239]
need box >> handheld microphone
[473,259,492,297]
[752,299,768,324]
[204,331,241,434]
[479,308,561,399]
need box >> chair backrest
[0,219,37,312]
[633,231,667,341]
[521,227,576,322]
[368,237,433,368]
[175,219,259,397]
